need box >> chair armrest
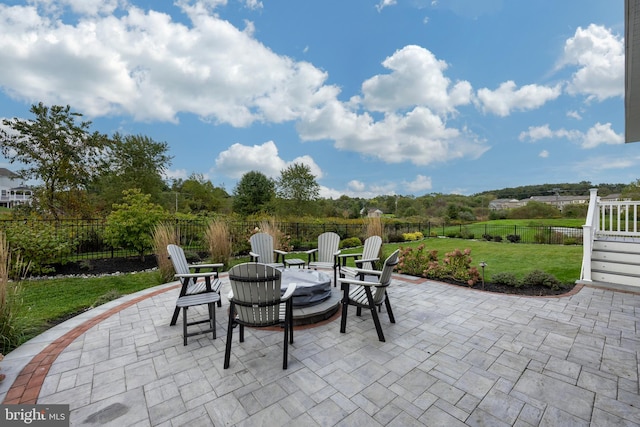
[333,250,341,256]
[188,263,222,277]
[175,271,219,279]
[249,252,260,262]
[354,257,379,266]
[306,248,318,263]
[274,249,288,255]
[188,263,223,270]
[338,277,378,287]
[281,283,297,300]
[338,253,362,259]
[349,267,382,277]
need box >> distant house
[528,195,589,211]
[360,207,384,218]
[488,199,525,210]
[0,168,32,208]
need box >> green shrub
[521,270,562,290]
[506,234,521,243]
[387,232,404,243]
[563,237,578,245]
[492,235,503,242]
[445,230,458,238]
[4,219,77,276]
[340,237,362,248]
[103,189,167,261]
[491,272,521,288]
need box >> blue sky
[0,0,636,198]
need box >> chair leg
[340,283,349,333]
[209,303,216,339]
[182,307,188,346]
[283,312,289,370]
[365,287,385,342]
[288,300,294,344]
[224,303,235,369]
[170,306,180,326]
[384,292,395,324]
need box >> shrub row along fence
[0,219,583,265]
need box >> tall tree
[172,173,230,214]
[276,163,320,216]
[91,133,172,210]
[232,171,275,216]
[0,103,111,218]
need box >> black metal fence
[0,219,582,264]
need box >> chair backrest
[228,263,282,326]
[249,233,275,264]
[361,235,383,269]
[316,232,340,263]
[371,249,399,303]
[167,244,189,275]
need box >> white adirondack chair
[305,232,341,285]
[338,235,383,279]
[249,232,286,267]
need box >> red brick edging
[2,284,180,404]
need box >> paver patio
[1,272,638,426]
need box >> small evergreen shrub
[521,270,562,290]
[493,235,503,242]
[387,232,404,243]
[506,234,521,243]
[340,237,362,248]
[491,272,522,288]
[482,233,492,241]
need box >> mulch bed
[437,277,576,296]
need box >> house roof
[0,168,18,178]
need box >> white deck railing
[581,188,640,281]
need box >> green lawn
[9,237,582,352]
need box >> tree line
[1,103,638,222]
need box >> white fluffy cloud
[519,122,623,148]
[0,2,335,126]
[213,140,323,180]
[404,175,433,193]
[559,24,624,101]
[360,45,473,115]
[298,100,489,166]
[476,81,562,116]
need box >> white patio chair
[305,232,341,285]
[167,244,223,327]
[249,232,286,267]
[338,235,382,279]
[224,263,296,369]
[337,249,399,342]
